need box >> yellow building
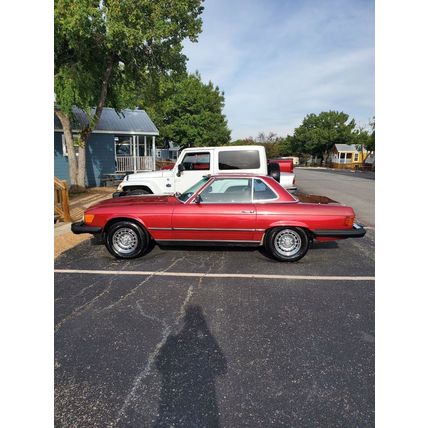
[330,144,368,169]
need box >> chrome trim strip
[156,239,260,243]
[173,227,256,232]
[149,227,263,232]
[148,227,173,230]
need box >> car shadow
[310,241,339,250]
[153,305,227,427]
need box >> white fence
[116,156,154,172]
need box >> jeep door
[175,150,213,193]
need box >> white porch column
[133,135,137,173]
[144,136,147,156]
[152,136,156,170]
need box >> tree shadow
[154,305,227,427]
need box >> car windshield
[177,177,210,203]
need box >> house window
[354,153,359,162]
[115,136,134,156]
[62,134,80,157]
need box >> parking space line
[54,269,374,281]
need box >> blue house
[54,107,159,187]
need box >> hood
[126,170,173,181]
[87,195,175,210]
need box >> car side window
[253,179,277,200]
[218,150,260,170]
[198,178,252,203]
[181,152,211,170]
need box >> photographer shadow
[154,305,227,428]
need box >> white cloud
[184,0,375,139]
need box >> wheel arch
[103,216,150,236]
[264,222,314,240]
[122,185,154,194]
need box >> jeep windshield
[177,177,210,203]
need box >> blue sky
[183,0,374,140]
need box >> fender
[265,220,312,230]
[103,215,148,233]
[122,179,165,195]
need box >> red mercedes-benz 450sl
[71,174,366,262]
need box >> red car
[71,174,366,262]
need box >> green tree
[366,117,375,153]
[55,0,204,191]
[141,72,230,147]
[278,135,294,157]
[230,132,285,158]
[289,111,356,164]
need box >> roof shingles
[54,107,159,135]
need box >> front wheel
[105,221,149,259]
[265,227,309,262]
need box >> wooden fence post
[54,177,72,222]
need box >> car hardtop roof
[210,173,270,178]
[183,145,264,151]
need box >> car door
[174,150,213,193]
[172,177,257,243]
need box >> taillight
[344,216,354,227]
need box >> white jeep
[114,145,296,197]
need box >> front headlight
[117,181,125,191]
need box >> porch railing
[337,157,352,164]
[116,156,155,172]
[54,177,71,222]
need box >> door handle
[241,210,255,214]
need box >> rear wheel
[105,221,149,259]
[265,227,309,262]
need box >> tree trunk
[55,110,82,192]
[322,150,329,166]
[76,144,86,189]
[77,57,115,189]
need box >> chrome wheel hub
[274,229,301,257]
[112,228,138,254]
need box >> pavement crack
[115,282,194,425]
[54,276,115,332]
[99,257,185,313]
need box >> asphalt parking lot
[55,168,375,427]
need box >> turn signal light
[344,216,354,227]
[84,214,95,224]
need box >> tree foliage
[288,111,356,163]
[140,72,230,147]
[230,132,288,159]
[55,0,204,190]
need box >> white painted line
[54,269,375,281]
